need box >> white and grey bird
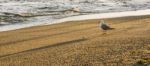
[99,20,113,30]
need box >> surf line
[1,9,150,32]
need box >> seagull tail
[108,28,115,30]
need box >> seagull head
[100,20,105,24]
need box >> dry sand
[0,16,150,66]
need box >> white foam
[1,9,150,32]
[44,9,150,25]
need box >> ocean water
[0,0,150,31]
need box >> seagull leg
[102,30,107,35]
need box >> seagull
[99,20,114,30]
[99,20,114,34]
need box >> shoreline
[1,9,150,32]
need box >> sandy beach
[0,15,150,66]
